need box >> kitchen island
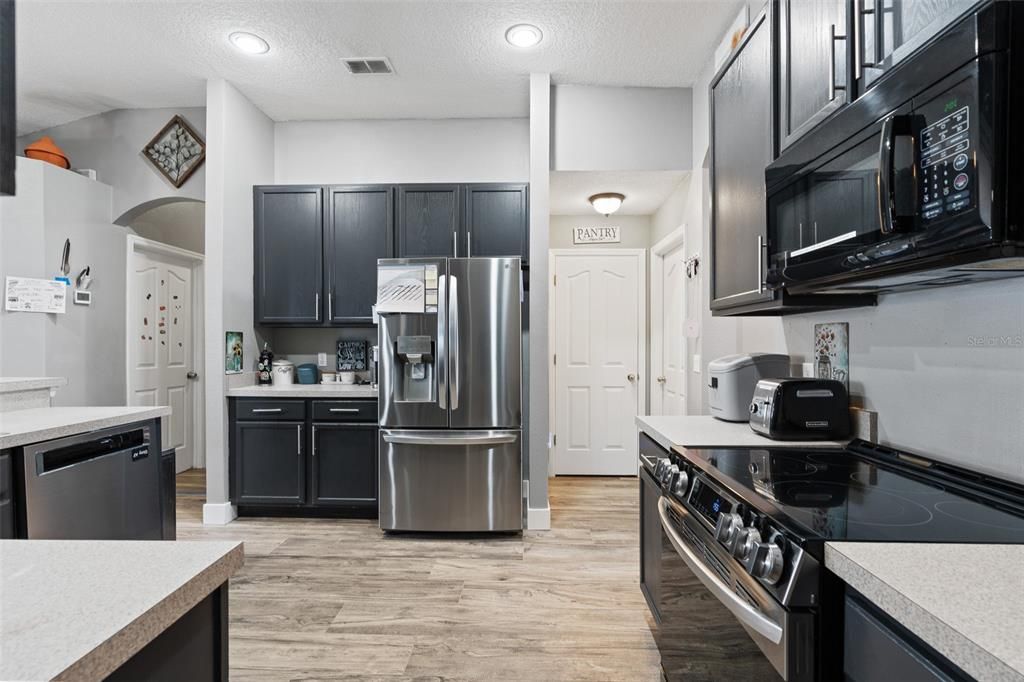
[0,539,243,681]
[0,405,171,449]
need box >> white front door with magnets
[654,242,688,415]
[128,246,196,473]
[552,250,646,475]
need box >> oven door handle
[658,497,784,645]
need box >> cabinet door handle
[452,231,458,257]
[329,292,334,321]
[315,292,320,321]
[466,231,472,257]
[251,408,283,413]
[757,235,768,294]
[329,408,360,413]
[828,24,848,102]
[311,425,317,457]
[297,424,303,455]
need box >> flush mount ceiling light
[505,23,543,48]
[229,31,270,55]
[589,192,625,216]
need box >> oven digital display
[690,479,733,526]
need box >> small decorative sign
[573,226,620,245]
[814,322,849,389]
[143,115,206,188]
[225,331,244,374]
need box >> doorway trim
[548,248,648,476]
[125,235,206,469]
[650,226,688,416]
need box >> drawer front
[312,400,377,422]
[235,399,306,420]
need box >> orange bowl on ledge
[24,136,71,169]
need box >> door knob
[657,376,666,383]
[627,373,637,382]
[187,371,199,380]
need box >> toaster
[749,378,850,440]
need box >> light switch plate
[692,354,702,373]
[317,352,328,366]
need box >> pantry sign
[573,225,620,245]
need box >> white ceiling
[15,0,743,135]
[550,170,689,216]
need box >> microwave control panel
[919,104,973,223]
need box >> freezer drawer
[379,429,522,532]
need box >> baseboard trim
[527,505,551,530]
[202,502,238,526]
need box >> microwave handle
[877,115,896,235]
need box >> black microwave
[765,0,1024,294]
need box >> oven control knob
[735,527,762,561]
[662,464,680,488]
[671,469,689,497]
[715,512,744,547]
[754,543,785,585]
[655,459,667,479]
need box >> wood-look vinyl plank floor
[176,471,660,681]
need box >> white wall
[551,85,692,172]
[549,214,651,249]
[203,80,274,519]
[0,158,128,405]
[129,200,205,254]
[274,119,529,184]
[18,107,207,224]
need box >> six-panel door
[254,186,324,324]
[326,185,393,324]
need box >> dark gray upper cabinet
[462,184,529,259]
[396,185,460,258]
[326,185,393,325]
[310,424,377,507]
[778,0,849,151]
[710,9,776,312]
[254,186,324,325]
[232,420,306,506]
[858,0,979,90]
[0,0,14,197]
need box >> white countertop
[0,376,67,394]
[227,383,378,399]
[0,405,171,449]
[826,542,1024,681]
[635,415,848,451]
[0,539,243,681]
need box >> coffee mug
[339,371,356,385]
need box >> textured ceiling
[551,170,689,216]
[16,0,743,135]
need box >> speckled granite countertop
[635,415,848,451]
[0,406,171,449]
[0,540,243,681]
[826,542,1024,681]
[227,383,378,399]
[0,376,67,393]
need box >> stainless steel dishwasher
[18,420,163,539]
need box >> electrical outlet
[692,354,702,373]
[317,352,328,367]
[801,362,814,377]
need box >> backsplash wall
[264,327,377,379]
[781,277,1024,484]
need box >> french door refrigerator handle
[437,274,448,410]
[658,497,784,644]
[382,432,516,446]
[448,274,460,410]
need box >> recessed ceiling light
[589,192,625,216]
[505,24,543,48]
[229,31,270,55]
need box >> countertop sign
[573,226,620,245]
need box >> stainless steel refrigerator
[376,256,522,532]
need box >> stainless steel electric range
[638,433,1024,681]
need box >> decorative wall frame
[142,115,206,188]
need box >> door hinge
[553,275,557,286]
[553,434,557,446]
[553,353,557,366]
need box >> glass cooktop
[680,445,1024,545]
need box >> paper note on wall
[5,276,67,314]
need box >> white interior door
[128,249,194,473]
[552,251,644,475]
[658,244,688,415]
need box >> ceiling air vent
[342,57,394,75]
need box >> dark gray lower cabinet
[233,420,306,505]
[311,424,377,506]
[160,449,176,540]
[229,398,377,515]
[0,450,13,539]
